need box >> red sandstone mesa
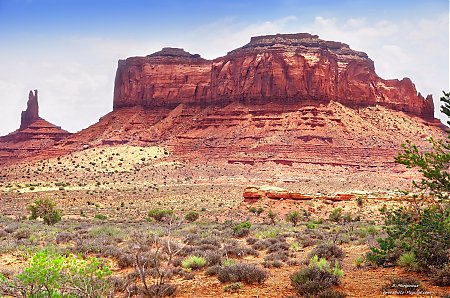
[113,33,434,118]
[0,33,444,166]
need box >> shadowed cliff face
[113,33,434,119]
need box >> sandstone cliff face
[113,33,434,118]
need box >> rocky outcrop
[113,33,434,119]
[0,90,71,164]
[243,185,356,202]
[20,90,39,130]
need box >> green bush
[0,248,111,297]
[94,214,108,220]
[309,243,344,261]
[286,211,302,226]
[181,256,207,270]
[366,206,450,269]
[147,209,174,222]
[249,207,264,216]
[307,222,317,229]
[397,251,419,271]
[28,199,62,225]
[352,256,364,268]
[232,221,251,237]
[184,211,199,222]
[267,209,277,225]
[224,282,243,293]
[329,207,342,222]
[291,256,343,296]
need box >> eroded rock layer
[60,100,444,169]
[0,91,71,164]
[113,33,434,119]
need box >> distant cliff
[113,33,434,118]
[0,90,71,164]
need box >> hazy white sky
[0,0,448,135]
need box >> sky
[0,0,448,135]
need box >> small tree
[132,211,186,297]
[184,211,199,222]
[286,211,302,226]
[267,210,277,225]
[28,199,62,225]
[395,91,450,210]
[368,92,450,270]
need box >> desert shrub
[254,227,281,239]
[397,251,419,271]
[291,256,343,297]
[262,260,283,268]
[117,253,134,269]
[267,209,277,225]
[184,211,199,222]
[4,223,20,233]
[352,256,364,268]
[147,283,177,297]
[316,289,347,298]
[286,210,302,226]
[249,206,264,216]
[13,228,31,240]
[267,242,289,253]
[232,221,251,237]
[264,251,289,262]
[329,207,342,222]
[181,256,207,270]
[55,232,74,244]
[0,229,7,239]
[94,214,108,220]
[252,239,271,251]
[201,250,222,265]
[309,243,344,261]
[147,209,174,222]
[222,245,258,258]
[108,276,128,292]
[307,222,317,229]
[286,259,301,266]
[183,247,222,266]
[217,263,268,284]
[224,282,243,293]
[290,242,301,252]
[181,271,195,280]
[0,248,111,297]
[221,259,235,267]
[431,263,450,286]
[286,210,302,227]
[200,236,221,246]
[204,265,221,276]
[28,199,62,225]
[246,237,258,245]
[300,237,317,248]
